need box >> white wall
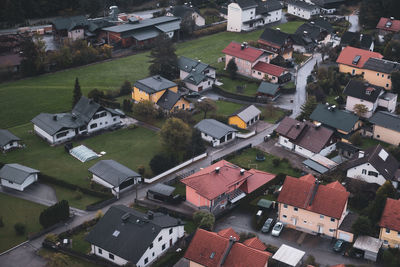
[345,96,375,118]
[34,125,55,144]
[287,4,319,20]
[279,136,295,150]
[294,145,315,158]
[227,3,243,32]
[378,96,397,113]
[1,173,37,191]
[92,174,116,194]
[193,12,205,26]
[347,162,387,186]
[319,142,336,157]
[54,129,76,143]
[87,111,120,133]
[200,132,236,147]
[68,28,85,41]
[91,245,128,266]
[2,141,19,151]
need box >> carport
[257,198,274,209]
[147,183,176,202]
[353,236,382,262]
[272,244,305,266]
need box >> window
[397,232,400,237]
[386,228,390,233]
[258,72,261,75]
[144,258,148,264]
[56,131,68,139]
[113,118,117,121]
[377,135,380,138]
[386,84,389,87]
[382,74,384,77]
[283,215,287,218]
[384,240,389,244]
[388,76,391,79]
[284,204,288,208]
[152,252,155,257]
[352,69,355,75]
[150,243,153,249]
[304,220,307,224]
[158,236,162,241]
[9,181,13,184]
[98,248,102,254]
[90,123,97,129]
[331,218,335,222]
[368,171,378,177]
[169,228,173,235]
[377,73,380,76]
[162,244,166,250]
[294,207,298,211]
[329,229,334,232]
[362,169,367,174]
[320,215,324,219]
[109,253,114,260]
[79,126,87,131]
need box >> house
[0,129,21,152]
[194,119,238,147]
[311,0,345,13]
[344,144,400,188]
[340,32,374,51]
[343,80,397,118]
[294,19,333,44]
[252,61,291,83]
[0,53,22,73]
[272,244,305,267]
[167,5,205,26]
[309,103,361,143]
[277,174,351,240]
[379,198,400,247]
[227,0,282,32]
[31,96,122,145]
[361,58,400,90]
[102,16,181,48]
[52,15,88,41]
[184,228,271,267]
[258,27,293,59]
[287,0,320,20]
[0,163,39,191]
[181,160,275,212]
[376,17,400,36]
[86,205,184,266]
[276,116,336,158]
[178,56,216,92]
[228,105,261,129]
[256,81,281,100]
[88,160,141,198]
[336,46,383,76]
[370,111,400,146]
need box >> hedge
[212,85,257,102]
[40,200,70,228]
[193,23,227,38]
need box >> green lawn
[359,137,390,150]
[38,249,99,267]
[0,124,161,189]
[0,193,46,252]
[71,231,91,254]
[274,21,304,34]
[171,182,186,197]
[219,76,260,97]
[229,148,301,177]
[48,183,102,210]
[193,100,245,123]
[262,107,286,124]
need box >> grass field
[0,125,162,189]
[219,76,259,97]
[0,193,46,252]
[193,100,244,123]
[274,21,304,34]
[0,30,264,129]
[262,107,286,124]
[71,231,91,254]
[48,183,102,210]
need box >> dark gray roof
[0,164,39,184]
[170,5,201,18]
[134,75,177,94]
[52,16,88,31]
[338,212,359,232]
[290,33,315,46]
[311,0,345,7]
[235,0,258,10]
[86,205,183,263]
[230,105,261,123]
[340,32,373,50]
[103,16,179,33]
[257,81,280,96]
[178,56,214,85]
[194,119,238,139]
[259,28,290,47]
[31,113,85,136]
[156,90,182,111]
[148,183,176,197]
[288,0,319,11]
[256,0,283,15]
[363,58,400,74]
[0,129,20,147]
[310,104,359,133]
[295,19,333,42]
[88,160,140,187]
[337,141,360,154]
[344,80,384,103]
[370,111,400,133]
[72,96,102,123]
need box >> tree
[133,100,157,121]
[148,34,179,80]
[349,132,363,146]
[185,129,206,159]
[159,118,192,154]
[180,14,196,38]
[122,99,133,113]
[149,153,177,175]
[227,58,238,79]
[193,210,215,230]
[391,70,400,94]
[20,35,46,76]
[14,222,26,235]
[353,104,369,117]
[72,77,82,107]
[351,216,372,237]
[87,88,104,102]
[119,80,132,96]
[297,96,317,121]
[264,103,276,118]
[195,99,217,119]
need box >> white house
[167,5,205,26]
[0,163,39,191]
[88,160,141,199]
[0,129,21,152]
[86,205,185,266]
[31,96,123,144]
[227,0,282,32]
[194,119,238,147]
[178,56,216,92]
[287,0,320,20]
[344,145,400,188]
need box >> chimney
[147,211,154,220]
[215,167,220,173]
[360,33,363,42]
[325,102,329,106]
[309,180,320,206]
[241,44,245,50]
[359,151,365,158]
[315,122,321,128]
[240,169,245,175]
[303,30,308,36]
[219,237,236,266]
[330,105,336,111]
[296,123,300,129]
[311,21,315,25]
[390,17,395,20]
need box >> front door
[318,225,323,234]
[198,86,203,92]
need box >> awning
[303,159,329,174]
[230,192,246,203]
[257,199,273,209]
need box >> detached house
[178,56,216,92]
[0,163,39,191]
[376,17,400,36]
[258,27,293,59]
[277,174,351,240]
[379,198,400,247]
[195,119,238,147]
[340,32,374,51]
[31,96,122,145]
[287,0,320,20]
[167,5,205,26]
[228,105,261,129]
[336,46,383,76]
[362,58,400,90]
[370,111,400,146]
[86,205,184,266]
[0,129,21,152]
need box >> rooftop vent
[296,123,300,129]
[352,55,361,65]
[112,230,120,237]
[325,102,329,106]
[210,252,216,259]
[311,21,315,24]
[240,169,245,175]
[331,105,336,110]
[315,122,321,128]
[358,151,365,158]
[303,31,308,35]
[215,167,220,173]
[390,17,395,20]
[241,44,245,50]
[121,212,130,222]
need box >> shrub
[14,222,26,235]
[149,154,177,175]
[193,23,227,38]
[120,80,132,96]
[45,233,59,243]
[39,200,70,228]
[193,210,215,231]
[74,189,83,200]
[95,210,104,220]
[272,158,280,167]
[0,216,4,227]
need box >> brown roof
[336,46,383,68]
[218,227,240,241]
[275,116,306,140]
[277,174,349,219]
[243,237,267,251]
[379,198,400,232]
[222,41,266,63]
[253,61,287,76]
[240,169,276,194]
[376,17,400,32]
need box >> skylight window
[352,55,361,65]
[112,230,120,237]
[378,149,389,161]
[210,252,216,259]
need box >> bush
[39,200,70,228]
[272,158,280,167]
[120,80,132,96]
[193,210,215,231]
[0,216,3,227]
[45,233,59,243]
[14,222,26,235]
[193,23,227,38]
[149,154,177,175]
[74,189,83,200]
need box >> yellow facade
[132,85,178,103]
[228,115,247,129]
[338,64,363,76]
[338,64,392,90]
[171,98,190,112]
[373,125,400,146]
[380,227,400,247]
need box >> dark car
[261,218,274,233]
[333,239,346,252]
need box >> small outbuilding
[228,105,261,129]
[147,183,176,202]
[353,235,382,262]
[0,129,21,152]
[257,81,281,101]
[0,163,39,191]
[195,119,238,147]
[272,244,305,266]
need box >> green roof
[309,104,359,133]
[257,81,280,96]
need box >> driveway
[348,13,360,33]
[0,183,57,206]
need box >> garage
[338,232,352,242]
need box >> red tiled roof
[376,17,400,32]
[277,175,349,219]
[326,181,346,191]
[218,227,240,241]
[336,46,383,68]
[222,41,265,63]
[253,61,287,77]
[223,242,271,267]
[240,169,276,194]
[379,198,400,232]
[243,237,267,251]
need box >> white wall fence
[144,153,208,183]
[237,131,256,139]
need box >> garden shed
[353,235,382,262]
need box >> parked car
[197,96,208,102]
[271,222,284,236]
[333,239,346,252]
[261,218,274,233]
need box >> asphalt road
[348,13,360,33]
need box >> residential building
[228,105,261,129]
[379,198,400,247]
[311,0,345,13]
[0,163,39,191]
[276,116,336,158]
[52,15,88,41]
[86,205,184,266]
[31,96,122,145]
[376,17,400,36]
[251,61,291,83]
[227,0,282,32]
[344,144,400,188]
[370,111,400,146]
[181,160,275,213]
[336,46,383,76]
[167,5,205,26]
[309,103,361,143]
[88,160,141,198]
[287,0,320,20]
[258,27,293,59]
[0,53,22,73]
[256,81,281,100]
[272,244,305,267]
[291,19,333,53]
[362,58,400,90]
[184,228,271,267]
[343,80,397,118]
[0,129,21,152]
[194,119,238,147]
[340,32,374,51]
[178,56,216,92]
[277,174,351,239]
